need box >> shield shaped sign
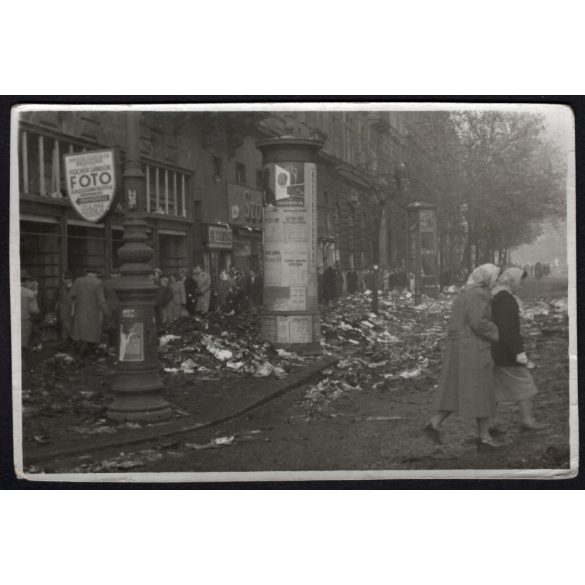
[64,150,116,222]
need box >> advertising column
[256,138,323,353]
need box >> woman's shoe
[489,425,507,438]
[476,437,505,451]
[520,422,549,432]
[423,422,442,445]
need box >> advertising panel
[64,150,116,222]
[119,308,144,362]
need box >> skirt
[494,366,538,403]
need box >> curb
[25,355,338,465]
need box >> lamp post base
[107,392,172,423]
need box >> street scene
[13,105,574,479]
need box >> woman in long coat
[70,269,109,352]
[424,263,502,449]
[491,267,546,430]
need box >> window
[145,163,190,218]
[212,156,223,179]
[236,162,246,185]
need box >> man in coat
[323,264,337,306]
[246,269,263,314]
[52,271,74,348]
[193,265,211,314]
[70,267,109,356]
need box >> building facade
[16,108,411,302]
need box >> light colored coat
[70,274,108,344]
[194,271,211,314]
[21,286,39,348]
[433,283,499,419]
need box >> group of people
[424,263,546,450]
[524,262,551,281]
[318,264,410,306]
[21,262,266,365]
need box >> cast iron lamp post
[107,111,172,422]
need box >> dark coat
[491,290,524,367]
[347,270,358,294]
[246,273,263,305]
[102,278,120,331]
[184,277,199,315]
[53,283,74,340]
[433,283,499,419]
[323,267,337,302]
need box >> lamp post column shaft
[107,111,171,422]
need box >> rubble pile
[158,313,306,379]
[306,292,452,412]
[306,291,570,413]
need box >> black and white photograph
[9,102,577,481]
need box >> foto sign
[64,150,116,222]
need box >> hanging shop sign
[205,225,233,249]
[227,183,263,227]
[64,150,116,222]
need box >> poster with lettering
[289,286,307,310]
[263,248,283,286]
[64,150,116,222]
[283,213,308,242]
[283,248,308,287]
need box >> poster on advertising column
[266,162,307,208]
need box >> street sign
[64,149,116,222]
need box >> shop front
[201,224,233,286]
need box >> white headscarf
[491,267,526,312]
[465,263,500,289]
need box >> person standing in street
[246,269,263,314]
[21,272,40,371]
[103,270,121,352]
[423,263,502,450]
[217,269,232,312]
[184,269,200,316]
[154,274,173,328]
[70,267,109,356]
[167,273,184,321]
[323,264,337,306]
[53,272,74,348]
[490,267,547,431]
[347,268,359,295]
[193,265,211,314]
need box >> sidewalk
[23,350,338,466]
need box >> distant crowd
[19,265,264,365]
[522,262,552,280]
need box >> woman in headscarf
[424,263,503,449]
[490,267,547,431]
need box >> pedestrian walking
[193,265,211,314]
[490,267,547,431]
[423,263,503,450]
[70,268,109,356]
